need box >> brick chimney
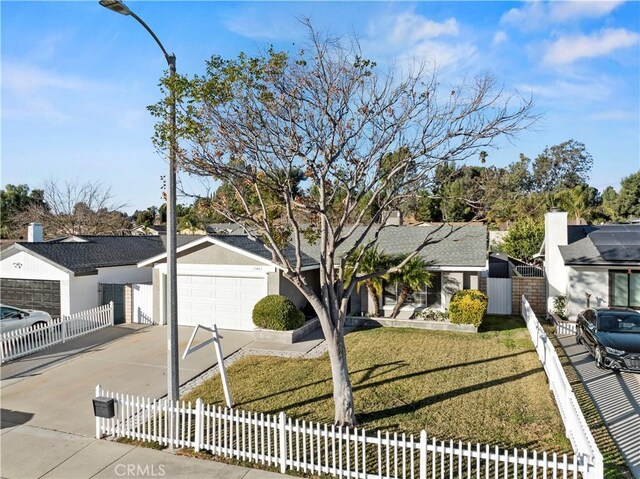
[28,223,43,242]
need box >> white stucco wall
[566,267,609,319]
[1,250,69,281]
[0,249,72,315]
[99,265,152,285]
[69,275,100,314]
[544,212,569,310]
[68,265,153,315]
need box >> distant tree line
[2,142,638,241]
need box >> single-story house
[137,234,320,330]
[543,211,640,319]
[138,223,487,328]
[330,224,488,318]
[0,223,164,318]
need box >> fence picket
[93,387,600,479]
[1,303,114,363]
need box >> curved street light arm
[128,10,175,68]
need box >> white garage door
[177,275,266,330]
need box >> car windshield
[597,312,640,333]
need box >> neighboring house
[130,224,167,236]
[0,223,164,318]
[138,234,320,330]
[543,211,640,319]
[206,223,248,236]
[299,223,488,318]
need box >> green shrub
[252,295,305,331]
[553,295,568,321]
[448,289,488,328]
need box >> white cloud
[543,28,639,65]
[222,8,302,41]
[363,11,474,71]
[500,1,547,30]
[2,62,108,122]
[549,1,626,22]
[501,0,625,29]
[587,109,636,121]
[4,63,91,94]
[388,12,459,44]
[492,31,508,47]
[517,76,613,103]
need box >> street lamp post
[99,0,179,404]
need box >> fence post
[420,430,427,479]
[590,451,604,479]
[62,318,67,343]
[95,385,102,439]
[194,398,202,452]
[279,411,287,474]
[109,301,115,326]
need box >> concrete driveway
[556,331,640,478]
[1,324,254,437]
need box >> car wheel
[595,348,606,369]
[575,327,582,345]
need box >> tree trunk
[325,329,357,426]
[391,286,410,318]
[366,282,381,317]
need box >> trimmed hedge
[252,295,305,331]
[448,289,488,328]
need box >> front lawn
[185,316,570,453]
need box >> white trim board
[154,263,275,277]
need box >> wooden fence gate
[99,284,125,324]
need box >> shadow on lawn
[356,368,540,425]
[479,316,526,333]
[255,350,533,414]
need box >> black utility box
[93,397,116,418]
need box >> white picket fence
[1,303,114,363]
[554,320,577,336]
[95,385,594,479]
[521,296,603,478]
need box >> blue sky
[2,1,639,213]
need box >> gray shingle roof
[18,236,166,274]
[300,224,487,268]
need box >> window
[383,272,442,308]
[610,271,640,309]
[0,307,20,320]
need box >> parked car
[576,307,640,373]
[0,304,53,334]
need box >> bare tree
[20,180,129,238]
[152,22,536,425]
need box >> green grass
[185,316,571,453]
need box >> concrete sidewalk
[0,423,284,479]
[0,323,324,479]
[556,332,640,479]
[1,325,254,437]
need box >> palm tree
[389,255,433,319]
[346,246,389,317]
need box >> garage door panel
[177,275,265,330]
[0,278,61,317]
